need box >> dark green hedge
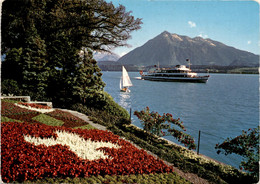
[17,173,190,184]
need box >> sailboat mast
[186,59,191,70]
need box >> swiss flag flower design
[1,122,173,183]
[24,130,121,160]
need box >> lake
[101,72,259,168]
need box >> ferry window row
[160,70,187,73]
[154,74,188,77]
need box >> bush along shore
[1,99,257,183]
[72,104,258,184]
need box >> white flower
[24,131,121,160]
[15,103,54,113]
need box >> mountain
[118,31,259,67]
[93,51,120,61]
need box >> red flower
[1,122,174,183]
[18,102,51,109]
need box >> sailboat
[120,66,133,92]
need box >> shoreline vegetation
[70,105,259,183]
[1,98,257,183]
[97,62,259,74]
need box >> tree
[1,48,23,83]
[41,0,142,52]
[1,0,46,54]
[2,0,49,99]
[215,127,259,180]
[2,0,142,105]
[2,0,142,54]
[71,49,106,105]
[134,107,196,150]
[20,28,49,99]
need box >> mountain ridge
[93,51,120,61]
[117,31,259,67]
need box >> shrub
[107,123,254,184]
[71,93,130,127]
[17,173,190,184]
[101,91,130,120]
[1,79,22,96]
[215,127,259,181]
[134,107,196,150]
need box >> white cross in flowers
[24,131,121,160]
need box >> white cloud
[198,33,208,39]
[188,21,196,28]
[119,51,127,57]
[247,40,252,45]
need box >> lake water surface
[102,72,259,168]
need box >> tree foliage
[215,127,259,179]
[1,0,142,106]
[134,107,196,150]
[71,49,105,105]
[2,0,142,53]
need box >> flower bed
[2,101,39,116]
[1,122,174,183]
[6,113,41,124]
[2,101,40,123]
[46,110,89,128]
[15,102,54,113]
[1,101,89,128]
[18,102,51,109]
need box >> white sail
[122,66,133,87]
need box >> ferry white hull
[140,63,210,83]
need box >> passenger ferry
[140,65,210,83]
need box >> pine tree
[72,49,105,104]
[20,29,49,99]
[2,0,49,99]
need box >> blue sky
[106,0,259,56]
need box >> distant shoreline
[98,63,259,74]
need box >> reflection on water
[134,77,141,80]
[119,92,131,110]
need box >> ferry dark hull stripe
[141,76,208,83]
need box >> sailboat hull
[120,88,130,92]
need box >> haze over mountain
[93,51,120,61]
[117,31,259,67]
